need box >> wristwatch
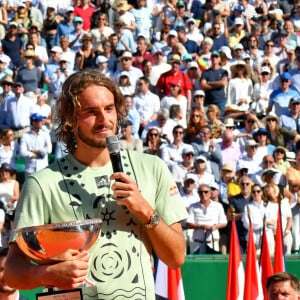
[145,212,160,229]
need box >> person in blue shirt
[177,27,199,58]
[55,7,75,46]
[267,72,300,116]
[279,97,300,133]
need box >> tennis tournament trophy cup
[14,218,102,299]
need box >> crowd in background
[0,0,298,256]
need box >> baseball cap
[182,54,192,61]
[245,139,258,147]
[234,18,244,26]
[195,155,207,163]
[280,72,291,80]
[234,4,244,12]
[220,46,232,59]
[30,113,46,121]
[96,55,108,64]
[261,66,271,74]
[182,145,194,155]
[211,50,220,57]
[58,53,69,62]
[120,51,133,59]
[51,46,62,53]
[194,90,205,97]
[176,0,185,7]
[168,30,178,37]
[234,43,244,50]
[188,61,199,69]
[73,16,83,23]
[184,173,197,182]
[187,18,196,24]
[222,164,233,172]
[224,118,235,127]
[290,97,300,105]
[121,119,132,127]
[210,181,219,190]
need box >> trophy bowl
[14,218,102,263]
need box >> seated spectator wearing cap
[173,0,186,28]
[180,173,199,254]
[228,18,247,49]
[113,17,136,53]
[186,183,227,253]
[133,36,154,70]
[0,82,36,139]
[0,55,13,87]
[118,71,135,96]
[114,51,143,90]
[161,79,188,128]
[192,155,215,188]
[156,54,192,107]
[74,0,95,31]
[252,65,274,115]
[253,128,276,163]
[19,113,52,178]
[265,112,300,148]
[264,183,293,255]
[170,145,196,189]
[119,119,143,152]
[161,125,190,168]
[54,7,74,47]
[236,139,261,178]
[177,27,199,58]
[187,62,201,92]
[279,97,300,137]
[219,164,235,207]
[230,43,244,65]
[34,90,51,131]
[15,50,42,94]
[267,72,300,117]
[227,60,253,111]
[192,125,222,182]
[95,55,113,78]
[191,90,206,112]
[289,54,300,95]
[133,76,160,133]
[186,18,203,47]
[2,22,23,69]
[200,51,228,112]
[68,16,85,53]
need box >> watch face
[152,213,160,225]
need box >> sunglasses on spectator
[198,190,209,195]
[174,131,184,135]
[267,119,277,122]
[192,114,200,117]
[149,133,159,137]
[263,160,273,164]
[266,44,274,47]
[252,189,261,193]
[185,153,194,157]
[275,150,285,154]
[240,182,250,186]
[247,120,255,123]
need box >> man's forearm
[147,222,185,269]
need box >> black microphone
[106,135,124,175]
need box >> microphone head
[106,135,121,154]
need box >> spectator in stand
[74,0,95,31]
[68,17,85,53]
[133,36,155,70]
[187,62,201,94]
[0,76,14,104]
[170,145,195,189]
[160,30,178,57]
[236,139,261,178]
[54,6,74,47]
[101,39,118,74]
[186,18,203,47]
[228,18,247,49]
[90,13,114,45]
[114,17,136,53]
[156,54,192,109]
[253,127,276,163]
[264,183,293,255]
[124,95,140,138]
[112,0,136,32]
[118,71,135,96]
[192,155,215,188]
[230,43,245,65]
[227,60,253,111]
[273,146,290,176]
[219,46,232,78]
[151,48,172,84]
[219,164,235,212]
[186,183,227,254]
[95,55,112,78]
[75,33,96,71]
[267,72,300,116]
[142,59,157,92]
[119,119,143,152]
[59,36,75,72]
[260,40,280,69]
[184,108,206,144]
[211,21,229,51]
[242,183,265,251]
[160,79,188,128]
[206,104,223,139]
[177,27,198,58]
[133,76,160,134]
[0,129,19,170]
[192,125,223,182]
[228,175,252,253]
[200,50,228,112]
[15,50,42,94]
[2,22,23,70]
[280,97,300,137]
[192,90,205,112]
[114,51,143,90]
[161,125,189,168]
[289,54,300,94]
[143,126,162,156]
[19,113,52,178]
[0,82,36,140]
[219,129,242,172]
[265,112,300,148]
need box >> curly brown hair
[55,70,127,153]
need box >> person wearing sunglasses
[241,184,265,252]
[273,146,290,175]
[186,183,227,254]
[144,126,162,156]
[228,175,252,253]
[265,112,300,148]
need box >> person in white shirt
[242,183,265,252]
[264,183,293,255]
[186,183,227,253]
[19,113,52,178]
[133,77,160,132]
[161,125,189,168]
